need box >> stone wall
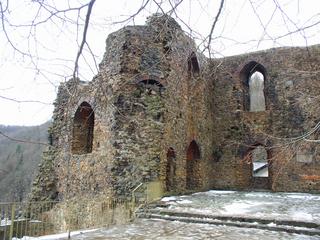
[32,15,320,203]
[210,45,320,192]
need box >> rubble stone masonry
[31,14,320,202]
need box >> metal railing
[0,181,163,239]
[0,198,135,240]
[0,201,58,240]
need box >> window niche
[71,102,94,154]
[249,71,266,112]
[240,61,266,112]
[166,147,176,191]
[186,140,201,190]
[135,79,165,122]
[188,52,200,77]
[137,79,165,95]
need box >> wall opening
[188,52,200,76]
[165,147,176,191]
[137,79,164,95]
[250,145,270,189]
[240,61,266,111]
[136,79,165,121]
[186,140,201,190]
[252,146,268,177]
[249,71,266,112]
[72,102,94,154]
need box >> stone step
[137,209,320,237]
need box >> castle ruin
[31,14,320,202]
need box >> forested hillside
[0,122,50,201]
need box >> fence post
[131,192,135,219]
[9,203,15,240]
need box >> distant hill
[0,122,50,201]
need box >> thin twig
[0,95,52,105]
[0,131,48,146]
[203,0,225,56]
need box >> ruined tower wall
[103,16,214,195]
[50,77,116,199]
[48,15,214,199]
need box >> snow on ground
[7,190,320,239]
[1,218,11,226]
[290,212,314,222]
[161,196,177,202]
[66,218,319,240]
[11,228,98,240]
[176,199,193,204]
[221,201,270,215]
[161,190,320,223]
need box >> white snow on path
[1,218,12,226]
[290,211,314,222]
[222,201,266,215]
[11,228,98,240]
[161,190,320,223]
[161,196,177,202]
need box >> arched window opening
[186,140,201,190]
[252,146,268,178]
[166,147,176,191]
[249,71,266,112]
[240,61,267,111]
[72,102,94,154]
[188,52,200,75]
[137,79,164,95]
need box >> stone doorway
[251,146,270,189]
[186,140,201,190]
[165,147,176,191]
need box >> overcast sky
[0,0,319,126]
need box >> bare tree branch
[202,0,225,56]
[0,130,48,146]
[114,0,151,25]
[73,0,96,80]
[0,95,52,105]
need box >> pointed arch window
[188,52,200,76]
[240,61,267,111]
[249,71,266,112]
[72,102,94,154]
[166,147,176,191]
[186,140,201,190]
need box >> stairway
[136,201,320,237]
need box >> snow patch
[286,194,320,201]
[222,202,263,215]
[11,228,98,240]
[209,190,236,194]
[267,222,276,227]
[291,212,313,221]
[197,190,236,195]
[176,200,192,204]
[161,196,177,202]
[1,218,12,226]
